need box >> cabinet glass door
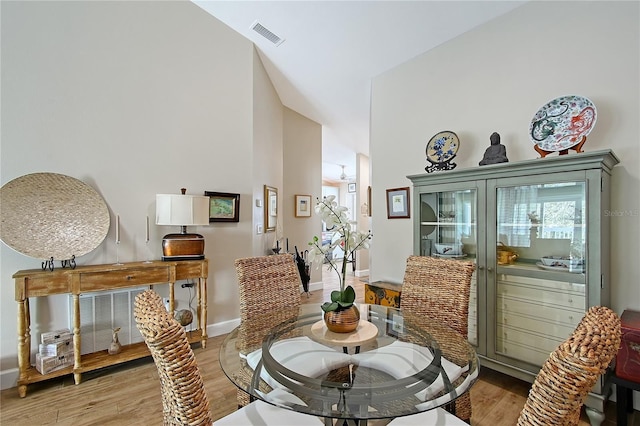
[496,181,586,267]
[492,180,587,367]
[419,188,479,346]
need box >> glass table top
[220,303,478,422]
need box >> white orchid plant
[308,195,372,313]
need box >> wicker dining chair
[400,255,476,422]
[516,305,621,425]
[233,254,304,407]
[389,306,622,426]
[134,289,213,426]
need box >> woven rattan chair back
[234,254,303,406]
[401,255,475,337]
[400,255,476,422]
[134,290,212,426]
[517,306,621,426]
[236,254,302,316]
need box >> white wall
[283,107,323,288]
[0,0,321,390]
[355,153,371,275]
[370,0,639,317]
[252,47,284,257]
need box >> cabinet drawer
[496,337,550,366]
[499,274,586,294]
[497,310,577,340]
[175,261,205,280]
[497,324,563,354]
[79,267,171,291]
[497,296,583,328]
[21,275,71,297]
[497,282,585,310]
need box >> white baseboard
[206,317,240,338]
[1,368,18,391]
[307,281,323,292]
[355,269,369,277]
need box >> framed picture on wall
[205,191,240,222]
[348,183,356,193]
[264,185,278,232]
[386,187,410,219]
[295,194,312,217]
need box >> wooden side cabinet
[13,259,208,397]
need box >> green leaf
[321,301,339,312]
[330,290,342,303]
[343,285,356,304]
[337,300,353,309]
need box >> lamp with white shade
[156,188,209,261]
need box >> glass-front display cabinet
[408,150,618,425]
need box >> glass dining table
[219,303,479,425]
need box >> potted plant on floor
[308,195,372,332]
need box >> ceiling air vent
[250,21,285,46]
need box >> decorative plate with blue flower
[425,130,459,173]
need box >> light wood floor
[0,272,632,425]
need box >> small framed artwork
[386,187,410,219]
[348,183,356,193]
[295,194,312,217]
[204,191,240,222]
[264,185,278,232]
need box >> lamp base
[161,233,205,261]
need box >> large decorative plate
[425,130,459,173]
[0,172,110,261]
[529,95,597,152]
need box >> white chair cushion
[387,407,468,425]
[352,340,467,401]
[255,388,308,408]
[213,399,323,425]
[414,365,478,411]
[244,336,352,390]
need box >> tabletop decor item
[308,195,372,332]
[108,327,122,355]
[479,132,509,165]
[529,95,596,157]
[425,130,459,173]
[497,242,519,265]
[0,172,110,271]
[156,188,209,261]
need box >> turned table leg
[17,298,30,397]
[200,277,208,348]
[73,294,82,384]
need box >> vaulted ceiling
[193,1,526,182]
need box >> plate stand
[535,136,587,158]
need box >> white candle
[145,216,150,243]
[115,214,120,244]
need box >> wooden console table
[13,259,208,397]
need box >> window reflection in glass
[496,182,585,261]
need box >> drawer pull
[126,275,134,280]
